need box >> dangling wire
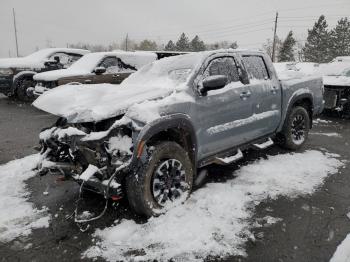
[73,161,131,230]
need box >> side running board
[253,138,274,150]
[215,149,243,165]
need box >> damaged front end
[36,115,138,200]
[324,85,350,115]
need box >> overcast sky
[0,0,349,57]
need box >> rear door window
[242,55,270,80]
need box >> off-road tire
[16,77,34,102]
[126,141,193,217]
[279,106,310,150]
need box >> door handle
[112,74,120,78]
[240,91,251,99]
[84,79,92,84]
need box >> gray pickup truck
[34,49,324,217]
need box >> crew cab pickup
[0,48,89,101]
[33,49,324,218]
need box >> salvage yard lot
[0,94,350,261]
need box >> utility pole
[271,12,279,62]
[12,8,19,57]
[125,33,128,51]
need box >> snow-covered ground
[84,150,343,262]
[0,154,51,243]
[330,234,350,262]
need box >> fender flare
[132,113,198,168]
[278,92,314,132]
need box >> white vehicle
[322,65,350,114]
[0,48,89,101]
[331,56,350,63]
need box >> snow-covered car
[322,65,350,115]
[331,56,350,63]
[33,50,324,218]
[274,62,319,80]
[0,48,89,101]
[32,51,187,98]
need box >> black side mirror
[94,67,106,75]
[200,75,228,96]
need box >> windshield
[342,68,350,77]
[68,53,102,72]
[25,49,57,61]
[122,52,205,89]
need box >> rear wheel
[279,106,310,150]
[126,141,193,217]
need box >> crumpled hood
[323,75,350,86]
[0,57,43,69]
[33,83,174,123]
[33,68,87,81]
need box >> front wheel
[126,141,193,217]
[16,78,35,102]
[279,106,310,150]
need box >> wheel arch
[134,114,198,170]
[278,93,314,132]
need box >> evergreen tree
[164,40,176,51]
[176,33,190,51]
[278,31,297,62]
[229,42,238,49]
[303,15,332,63]
[190,35,206,51]
[330,17,350,58]
[136,39,158,51]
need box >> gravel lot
[0,94,349,262]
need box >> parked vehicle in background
[322,65,350,115]
[0,48,89,101]
[274,62,319,80]
[33,50,324,218]
[331,56,350,63]
[33,51,187,98]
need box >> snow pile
[84,150,343,261]
[0,154,51,242]
[310,132,342,137]
[330,234,350,262]
[313,118,332,125]
[39,126,86,141]
[108,135,132,155]
[33,84,174,123]
[80,165,100,181]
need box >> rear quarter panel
[277,76,324,132]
